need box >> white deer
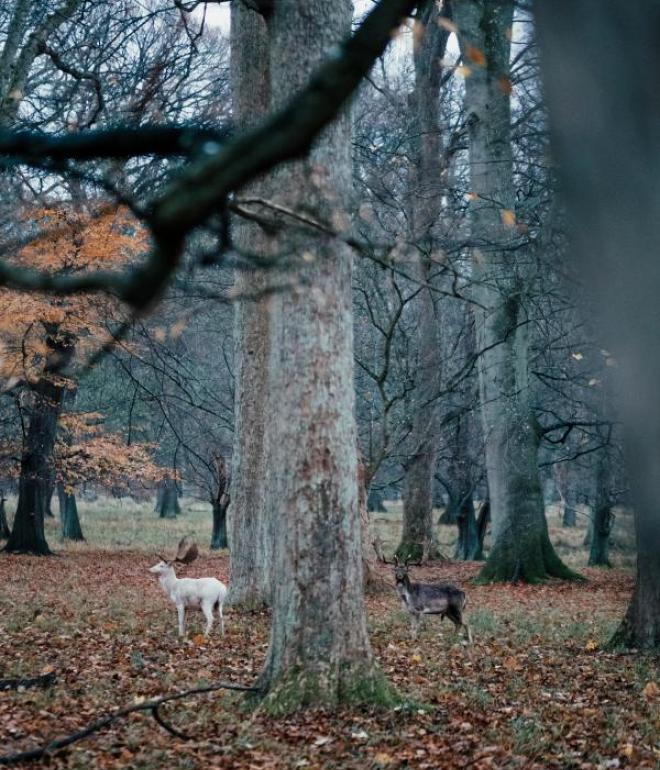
[149,537,227,637]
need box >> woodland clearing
[0,503,657,770]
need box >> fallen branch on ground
[0,680,259,765]
[0,672,56,691]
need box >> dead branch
[0,680,258,765]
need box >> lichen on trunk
[253,0,395,710]
[226,0,273,610]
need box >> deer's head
[393,554,411,585]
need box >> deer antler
[174,536,198,565]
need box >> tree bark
[58,482,84,542]
[397,4,449,565]
[44,481,55,518]
[454,0,577,583]
[367,487,387,513]
[6,328,73,555]
[0,496,9,539]
[255,0,395,712]
[562,504,577,528]
[156,477,179,519]
[0,0,84,128]
[211,452,230,551]
[226,0,273,609]
[454,493,482,561]
[534,0,660,646]
[211,497,229,550]
[588,448,613,567]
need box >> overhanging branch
[0,0,424,311]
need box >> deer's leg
[410,612,420,640]
[218,603,225,635]
[202,602,214,636]
[177,604,186,637]
[447,606,472,644]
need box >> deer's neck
[396,575,413,599]
[159,567,178,595]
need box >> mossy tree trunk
[226,0,273,609]
[6,327,74,555]
[58,482,84,542]
[255,0,395,712]
[454,0,577,583]
[397,3,450,565]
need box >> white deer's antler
[174,536,198,565]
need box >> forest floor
[0,503,657,770]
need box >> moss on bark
[257,663,400,716]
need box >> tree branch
[0,680,258,766]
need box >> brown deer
[391,555,472,643]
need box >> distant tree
[454,0,577,582]
[1,207,145,553]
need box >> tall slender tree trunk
[156,477,180,519]
[588,447,613,567]
[398,4,450,564]
[6,328,73,555]
[227,0,273,609]
[255,0,395,712]
[454,493,482,561]
[0,495,9,539]
[211,498,229,550]
[211,452,230,550]
[454,0,577,583]
[58,482,84,542]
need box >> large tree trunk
[58,482,84,542]
[255,0,394,712]
[6,329,73,555]
[454,0,576,583]
[397,4,449,564]
[226,0,273,609]
[535,1,660,647]
[156,477,180,519]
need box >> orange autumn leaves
[0,205,147,387]
[55,413,164,494]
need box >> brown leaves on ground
[0,554,658,769]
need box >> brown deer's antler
[174,536,199,565]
